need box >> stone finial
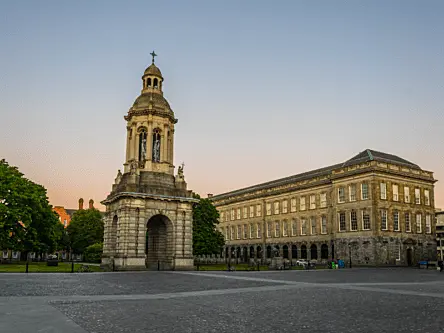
[115,169,123,185]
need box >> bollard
[157,260,160,271]
[26,261,29,273]
[197,263,199,271]
[71,261,74,273]
[257,261,260,271]
[112,260,115,272]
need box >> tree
[0,159,61,255]
[192,195,225,256]
[83,243,103,263]
[67,208,104,254]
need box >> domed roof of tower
[144,63,163,78]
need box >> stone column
[132,125,138,162]
[125,126,131,163]
[169,129,174,164]
[163,125,169,163]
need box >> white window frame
[230,226,234,240]
[249,205,254,218]
[404,186,410,203]
[267,222,272,238]
[291,219,297,236]
[381,210,388,230]
[243,224,247,239]
[405,212,411,232]
[310,217,316,235]
[300,218,307,235]
[274,201,280,215]
[393,211,399,231]
[283,221,288,236]
[266,203,272,216]
[362,211,371,230]
[249,224,254,238]
[416,213,422,233]
[425,214,431,234]
[300,197,306,211]
[393,184,399,202]
[274,221,280,237]
[361,183,369,200]
[243,207,248,219]
[282,200,288,214]
[256,204,262,217]
[338,187,345,203]
[321,216,327,234]
[350,210,358,231]
[424,190,430,206]
[349,184,356,202]
[231,209,235,221]
[310,195,316,209]
[339,212,346,231]
[290,198,297,212]
[320,193,327,208]
[415,188,421,204]
[237,225,241,239]
[236,208,241,220]
[380,183,387,200]
[256,223,261,238]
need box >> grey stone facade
[213,149,437,267]
[101,59,197,271]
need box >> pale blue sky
[1,0,443,209]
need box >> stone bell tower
[101,52,197,271]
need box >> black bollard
[257,261,260,271]
[26,261,29,273]
[71,261,74,273]
[157,260,160,271]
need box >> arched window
[256,246,262,259]
[321,244,329,259]
[310,244,318,260]
[266,246,272,258]
[152,128,161,162]
[154,78,158,88]
[249,246,255,258]
[138,128,147,161]
[147,78,152,87]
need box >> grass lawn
[0,262,103,273]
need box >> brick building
[53,198,96,228]
[211,149,437,266]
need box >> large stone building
[436,209,444,261]
[211,150,437,266]
[101,54,197,271]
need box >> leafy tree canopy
[192,196,225,256]
[0,159,61,253]
[67,208,104,254]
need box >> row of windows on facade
[375,183,430,205]
[219,184,431,223]
[222,212,432,241]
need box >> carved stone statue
[115,169,122,184]
[130,160,138,175]
[153,138,160,162]
[141,137,147,160]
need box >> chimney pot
[89,199,94,209]
[79,198,84,210]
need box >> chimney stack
[78,198,84,210]
[89,199,94,209]
[207,194,213,198]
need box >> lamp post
[348,244,352,269]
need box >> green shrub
[83,243,103,263]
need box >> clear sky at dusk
[1,0,443,210]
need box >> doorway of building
[407,248,413,266]
[145,214,171,270]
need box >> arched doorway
[311,244,318,260]
[301,245,307,259]
[266,246,272,258]
[146,214,172,270]
[407,248,413,266]
[250,246,255,258]
[283,245,289,259]
[256,246,262,259]
[242,246,248,262]
[321,244,328,259]
[291,245,297,259]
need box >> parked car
[295,259,308,266]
